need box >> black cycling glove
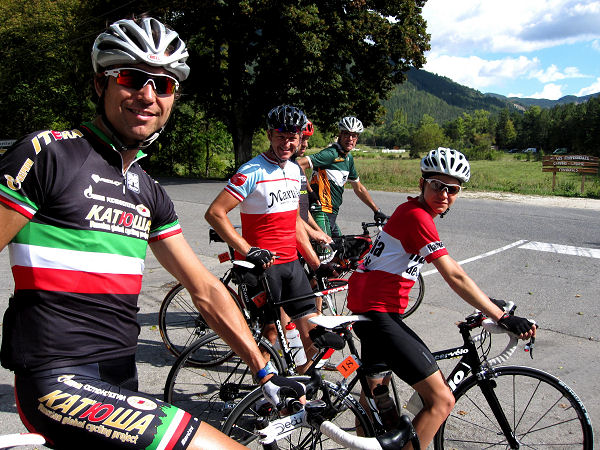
[315,262,340,278]
[497,313,535,335]
[374,209,388,223]
[246,247,273,267]
[261,375,306,409]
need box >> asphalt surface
[1,178,599,448]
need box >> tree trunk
[232,126,254,169]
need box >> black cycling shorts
[242,260,316,322]
[353,311,439,386]
[15,356,201,449]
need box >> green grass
[348,153,600,199]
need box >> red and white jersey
[347,198,448,314]
[225,153,301,263]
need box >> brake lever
[524,337,535,359]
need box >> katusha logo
[127,396,157,411]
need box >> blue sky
[421,0,600,99]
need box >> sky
[421,0,600,100]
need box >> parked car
[523,147,537,153]
[508,148,520,153]
[553,148,568,154]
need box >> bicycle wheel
[401,272,424,319]
[434,365,594,449]
[222,379,375,449]
[158,282,242,365]
[164,332,284,428]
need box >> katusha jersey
[0,122,181,372]
[347,198,448,314]
[308,143,359,215]
[225,152,301,264]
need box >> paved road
[1,178,598,447]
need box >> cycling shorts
[14,357,201,450]
[242,260,316,322]
[352,311,439,386]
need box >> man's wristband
[256,360,278,381]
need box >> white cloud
[528,83,564,99]
[424,54,539,91]
[529,64,587,83]
[593,40,600,51]
[577,77,600,95]
[422,0,600,55]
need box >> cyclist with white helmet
[297,116,386,238]
[347,147,536,448]
[205,105,328,373]
[0,17,304,449]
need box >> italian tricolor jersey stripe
[147,406,192,450]
[10,221,147,294]
[0,184,37,219]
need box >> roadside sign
[0,139,16,156]
[542,155,599,192]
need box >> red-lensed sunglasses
[425,178,462,195]
[103,67,179,95]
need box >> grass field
[333,152,600,199]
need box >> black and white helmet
[266,105,308,133]
[421,147,471,183]
[92,17,190,81]
[338,116,364,133]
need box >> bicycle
[316,221,424,318]
[218,272,421,449]
[224,300,593,449]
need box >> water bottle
[373,384,400,432]
[285,323,307,366]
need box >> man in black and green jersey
[297,116,387,237]
[0,16,303,450]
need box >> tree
[168,0,430,166]
[410,114,446,157]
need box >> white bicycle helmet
[92,17,190,81]
[420,147,471,183]
[338,116,364,133]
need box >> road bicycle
[204,262,420,449]
[158,222,424,361]
[224,299,593,449]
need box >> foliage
[410,114,446,157]
[0,0,93,138]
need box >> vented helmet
[338,116,364,133]
[266,105,308,133]
[92,17,190,81]
[303,120,314,137]
[420,147,471,183]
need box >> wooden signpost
[542,155,599,193]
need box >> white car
[523,147,537,153]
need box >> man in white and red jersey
[0,17,303,450]
[205,105,324,371]
[347,148,537,448]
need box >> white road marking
[519,241,600,259]
[421,240,528,277]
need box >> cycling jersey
[0,123,181,372]
[308,143,359,215]
[225,152,301,264]
[290,156,309,223]
[347,198,448,314]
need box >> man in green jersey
[297,116,387,237]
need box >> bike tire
[164,332,284,429]
[434,365,594,449]
[158,282,242,365]
[222,378,375,449]
[401,272,424,319]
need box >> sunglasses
[103,68,179,95]
[425,178,462,195]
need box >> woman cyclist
[347,147,537,448]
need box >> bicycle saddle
[308,314,370,330]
